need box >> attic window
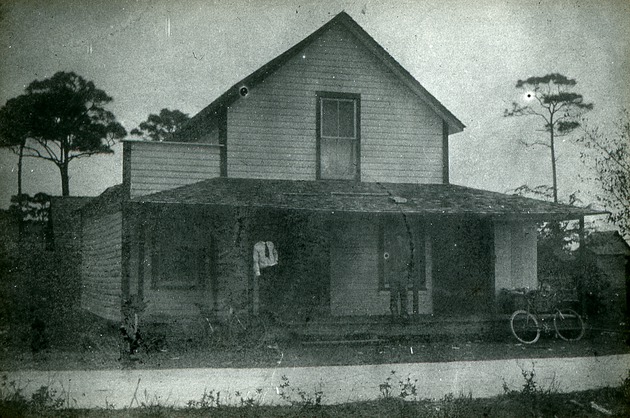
[316,92,360,181]
[321,98,356,139]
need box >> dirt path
[3,354,628,409]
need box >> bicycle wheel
[510,310,540,344]
[554,309,585,341]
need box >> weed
[185,387,264,410]
[519,369,538,396]
[622,369,630,401]
[502,364,558,398]
[278,375,323,409]
[378,370,395,399]
[501,364,562,417]
[399,375,418,400]
[378,370,418,400]
[103,398,116,410]
[430,392,475,418]
[30,385,65,411]
[0,375,27,410]
[235,388,263,408]
[186,389,222,409]
[120,296,146,357]
[0,375,66,416]
[138,388,169,409]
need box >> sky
[0,0,629,216]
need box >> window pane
[338,100,355,138]
[321,99,338,137]
[321,138,355,179]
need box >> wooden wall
[494,221,538,292]
[81,211,122,321]
[227,24,444,183]
[50,196,92,251]
[125,141,222,198]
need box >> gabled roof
[133,177,605,221]
[179,11,465,139]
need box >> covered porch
[124,178,602,334]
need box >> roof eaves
[133,178,606,219]
[335,13,465,134]
[183,13,348,133]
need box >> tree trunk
[17,142,24,197]
[60,163,70,196]
[550,117,558,203]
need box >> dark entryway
[432,218,494,316]
[251,210,331,321]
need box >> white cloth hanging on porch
[253,241,278,276]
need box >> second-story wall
[124,140,222,198]
[227,23,445,184]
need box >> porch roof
[133,178,605,221]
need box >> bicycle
[509,287,585,344]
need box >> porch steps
[280,315,511,343]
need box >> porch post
[412,218,419,315]
[149,212,160,290]
[578,216,586,316]
[425,222,433,314]
[253,272,260,316]
[245,207,259,316]
[137,216,146,301]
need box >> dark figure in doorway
[390,275,409,319]
[388,232,412,321]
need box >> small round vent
[239,86,249,97]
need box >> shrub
[0,375,66,416]
[2,243,81,352]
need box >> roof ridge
[179,11,464,139]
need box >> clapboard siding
[127,141,222,198]
[81,211,122,321]
[227,24,444,183]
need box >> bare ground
[1,319,628,371]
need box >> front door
[432,219,494,316]
[329,216,380,316]
[381,216,425,314]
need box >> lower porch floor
[276,313,513,343]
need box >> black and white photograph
[0,0,628,416]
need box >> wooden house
[79,12,601,333]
